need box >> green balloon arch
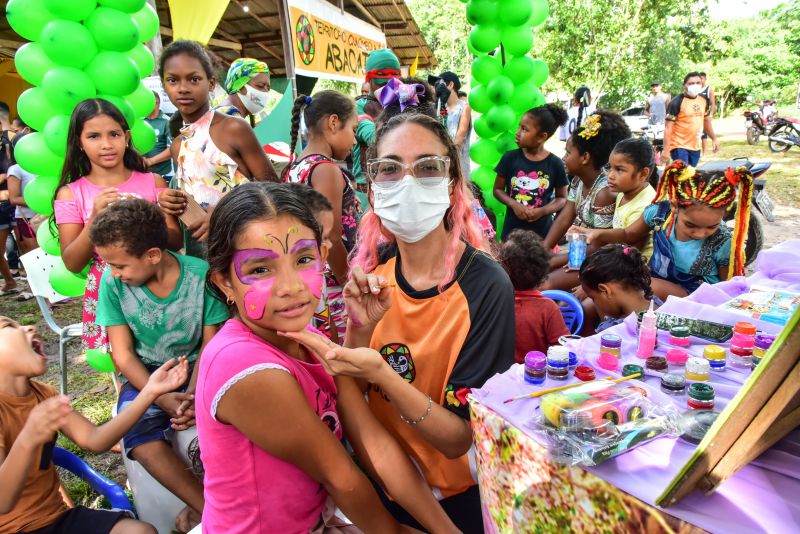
[6,0,161,290]
[466,0,551,238]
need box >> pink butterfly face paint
[234,249,279,320]
[291,239,324,299]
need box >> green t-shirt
[352,112,376,185]
[95,252,229,367]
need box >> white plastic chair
[19,248,83,394]
[112,402,199,534]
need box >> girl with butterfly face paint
[197,183,454,534]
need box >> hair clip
[305,96,312,105]
[577,114,602,139]
[622,245,631,256]
[376,78,425,111]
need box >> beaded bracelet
[399,396,433,425]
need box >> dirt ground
[1,114,797,513]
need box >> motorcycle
[697,158,774,266]
[767,117,800,153]
[744,109,770,145]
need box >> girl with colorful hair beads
[284,113,515,533]
[155,41,279,258]
[54,99,182,354]
[199,182,454,534]
[284,90,362,341]
[588,161,754,299]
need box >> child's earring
[226,295,235,306]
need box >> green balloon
[485,104,516,133]
[86,7,141,52]
[466,0,498,26]
[531,59,550,87]
[467,38,481,57]
[15,134,63,177]
[495,132,518,154]
[127,83,156,118]
[86,348,116,373]
[504,56,535,85]
[41,20,99,69]
[43,0,97,21]
[23,175,60,216]
[99,0,145,13]
[468,85,492,114]
[36,219,61,256]
[474,115,496,139]
[531,0,550,27]
[49,259,87,297]
[499,0,533,26]
[502,26,534,56]
[42,67,97,115]
[17,88,60,132]
[487,76,514,105]
[127,44,155,79]
[43,115,71,157]
[469,25,501,54]
[86,51,140,97]
[472,55,502,86]
[6,0,56,41]
[97,94,136,127]
[132,3,159,41]
[14,43,57,86]
[509,84,538,114]
[471,165,495,191]
[131,119,156,153]
[470,138,501,167]
[531,87,546,108]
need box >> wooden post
[278,0,297,99]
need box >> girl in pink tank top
[198,183,454,533]
[53,99,182,354]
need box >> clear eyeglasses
[366,156,450,187]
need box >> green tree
[407,0,472,80]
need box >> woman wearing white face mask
[217,58,272,127]
[283,113,514,533]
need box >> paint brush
[503,373,642,404]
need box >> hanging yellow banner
[168,0,230,45]
[288,0,387,83]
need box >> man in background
[645,81,670,125]
[663,72,718,166]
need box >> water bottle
[567,232,587,270]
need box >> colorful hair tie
[577,114,602,139]
[305,95,312,105]
[622,245,631,256]
[376,78,425,111]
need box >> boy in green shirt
[90,199,229,531]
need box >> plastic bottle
[636,299,657,359]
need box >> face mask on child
[241,84,271,115]
[373,176,450,243]
[686,84,702,98]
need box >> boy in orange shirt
[0,316,188,534]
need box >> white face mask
[686,84,702,97]
[373,175,451,243]
[241,84,271,115]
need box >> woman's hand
[343,265,393,328]
[279,329,386,381]
[90,187,121,218]
[565,225,589,236]
[157,189,188,216]
[141,357,189,399]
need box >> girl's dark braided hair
[579,244,654,300]
[287,90,356,163]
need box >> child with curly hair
[500,229,569,361]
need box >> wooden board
[657,306,800,506]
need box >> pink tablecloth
[472,240,800,533]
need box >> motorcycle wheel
[768,126,793,153]
[725,210,764,267]
[746,126,760,145]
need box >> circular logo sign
[379,343,415,383]
[295,15,315,65]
